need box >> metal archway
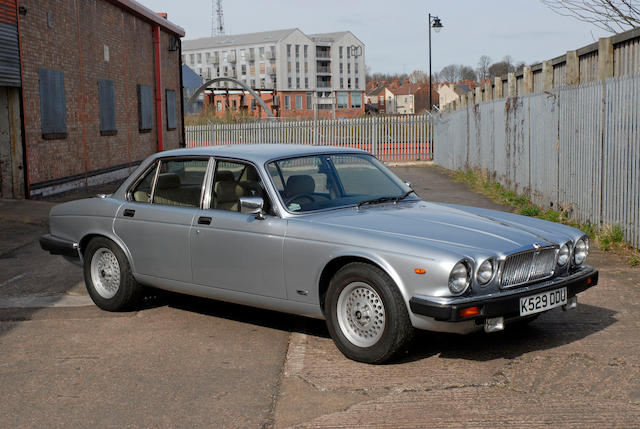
[185,77,276,118]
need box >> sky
[140,0,613,75]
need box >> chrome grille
[501,246,557,288]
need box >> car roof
[156,144,369,164]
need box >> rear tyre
[325,262,414,364]
[83,237,141,311]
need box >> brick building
[182,29,366,119]
[0,0,185,198]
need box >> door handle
[123,209,135,217]
[198,216,212,225]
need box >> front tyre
[325,262,414,364]
[83,237,141,311]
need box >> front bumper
[39,234,80,259]
[409,267,598,322]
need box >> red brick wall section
[205,91,364,120]
[18,0,182,186]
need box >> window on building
[250,64,255,74]
[304,77,308,88]
[337,92,348,109]
[340,77,343,88]
[205,52,210,63]
[296,77,300,88]
[259,47,265,59]
[251,79,255,87]
[260,78,265,88]
[295,62,300,73]
[98,79,116,136]
[304,62,308,73]
[137,84,153,132]
[241,64,247,75]
[347,63,351,74]
[339,46,343,59]
[347,78,352,89]
[351,92,362,108]
[355,62,359,73]
[197,53,202,63]
[165,89,177,131]
[346,46,350,58]
[355,77,359,88]
[339,63,343,73]
[240,49,245,61]
[189,53,194,64]
[304,45,308,58]
[287,44,291,57]
[284,95,291,110]
[295,45,299,57]
[206,67,211,79]
[216,100,222,111]
[287,62,291,72]
[251,99,256,111]
[306,92,313,109]
[296,94,303,110]
[260,63,265,74]
[288,77,292,88]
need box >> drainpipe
[16,2,29,198]
[153,25,164,152]
[178,38,185,148]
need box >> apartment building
[181,28,366,118]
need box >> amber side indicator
[414,268,426,275]
[459,307,481,318]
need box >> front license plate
[519,287,567,316]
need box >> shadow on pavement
[403,303,617,363]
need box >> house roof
[387,83,423,96]
[308,31,349,42]
[111,0,184,36]
[366,85,387,97]
[183,28,298,50]
[182,65,203,89]
[454,84,470,95]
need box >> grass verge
[445,167,640,267]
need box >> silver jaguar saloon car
[40,145,598,363]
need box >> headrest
[285,175,315,197]
[156,173,180,189]
[216,170,235,182]
[215,181,243,203]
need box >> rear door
[114,157,210,283]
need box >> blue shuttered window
[98,79,116,135]
[38,68,67,139]
[137,84,153,132]
[165,89,177,130]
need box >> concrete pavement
[0,166,638,428]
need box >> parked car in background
[40,145,598,363]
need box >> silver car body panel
[45,145,593,333]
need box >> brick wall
[18,0,182,192]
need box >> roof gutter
[105,0,185,36]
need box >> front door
[190,159,287,298]
[114,157,210,283]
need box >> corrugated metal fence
[185,115,433,162]
[434,73,640,248]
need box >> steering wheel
[285,193,317,205]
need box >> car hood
[303,200,578,256]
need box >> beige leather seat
[213,170,243,211]
[153,173,201,207]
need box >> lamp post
[428,14,443,111]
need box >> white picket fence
[185,115,433,162]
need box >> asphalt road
[0,165,638,428]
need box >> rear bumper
[409,267,598,322]
[39,234,80,259]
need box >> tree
[540,0,640,32]
[409,70,429,84]
[488,62,510,77]
[438,64,478,82]
[460,66,477,81]
[477,55,492,80]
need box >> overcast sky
[142,0,612,74]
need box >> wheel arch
[317,252,409,315]
[79,232,135,272]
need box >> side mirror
[239,196,265,220]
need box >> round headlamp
[558,243,570,266]
[574,237,589,265]
[449,260,471,294]
[477,259,494,285]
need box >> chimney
[157,12,168,19]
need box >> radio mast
[212,0,225,37]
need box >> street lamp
[428,14,443,111]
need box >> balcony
[228,51,237,63]
[265,50,275,60]
[316,48,331,59]
[316,78,332,90]
[316,65,331,74]
[207,54,219,65]
[247,51,255,62]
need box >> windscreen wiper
[357,190,415,208]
